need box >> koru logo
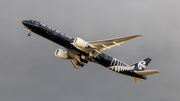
[138,61,146,70]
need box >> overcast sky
[0,0,180,101]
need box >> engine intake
[55,49,69,60]
[73,37,88,48]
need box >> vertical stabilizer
[131,57,151,71]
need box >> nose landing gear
[24,26,31,36]
[28,31,31,36]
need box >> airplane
[22,20,159,83]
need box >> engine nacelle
[73,37,88,48]
[55,49,69,60]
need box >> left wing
[72,34,142,57]
[88,34,142,51]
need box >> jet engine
[55,49,69,60]
[73,37,88,48]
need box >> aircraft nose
[22,20,27,25]
[22,20,31,25]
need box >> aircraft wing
[88,34,142,51]
[72,34,142,57]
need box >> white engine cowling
[73,37,88,48]
[55,49,69,60]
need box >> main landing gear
[87,51,94,61]
[24,26,31,36]
[77,58,85,67]
[88,56,94,61]
[76,54,94,68]
[79,62,85,67]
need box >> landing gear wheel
[88,56,94,61]
[28,32,31,36]
[80,63,85,67]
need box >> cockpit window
[29,20,37,23]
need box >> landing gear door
[70,59,80,69]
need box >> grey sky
[0,0,180,101]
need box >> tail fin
[131,58,159,83]
[131,57,151,71]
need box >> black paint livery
[22,20,159,83]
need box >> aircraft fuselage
[22,20,147,80]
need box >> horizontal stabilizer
[133,77,140,83]
[135,70,159,76]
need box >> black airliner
[22,20,159,83]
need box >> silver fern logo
[138,61,146,70]
[108,66,133,72]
